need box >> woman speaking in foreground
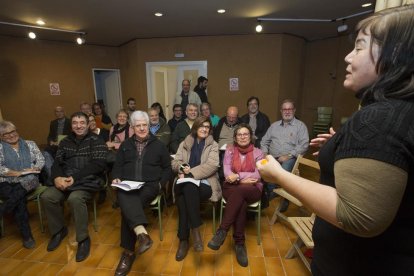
[257,5,414,275]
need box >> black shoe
[23,237,36,249]
[76,237,90,262]
[207,229,227,251]
[136,233,153,255]
[279,199,290,213]
[47,227,68,251]
[115,250,136,276]
[235,244,248,267]
[175,240,189,261]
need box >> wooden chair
[0,184,48,237]
[270,155,320,224]
[219,198,262,245]
[312,106,333,137]
[148,192,169,241]
[286,214,316,272]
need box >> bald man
[213,106,241,148]
[46,106,71,155]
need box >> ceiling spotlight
[36,19,45,25]
[217,9,226,14]
[76,36,85,45]
[28,31,36,39]
[255,23,263,33]
[361,3,372,7]
[154,12,163,17]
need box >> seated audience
[80,102,92,116]
[213,106,241,149]
[88,114,109,142]
[193,76,209,103]
[92,102,112,131]
[168,104,185,133]
[170,103,199,153]
[41,112,107,262]
[0,121,45,248]
[111,111,171,275]
[201,102,220,127]
[241,96,270,148]
[171,116,221,261]
[107,109,133,150]
[208,124,264,267]
[260,99,309,207]
[150,102,166,121]
[148,107,171,147]
[126,97,136,116]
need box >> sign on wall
[229,78,239,91]
[49,83,61,95]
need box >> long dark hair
[150,102,166,120]
[356,5,414,105]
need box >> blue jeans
[266,157,297,195]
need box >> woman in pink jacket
[208,123,264,267]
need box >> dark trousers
[220,183,261,245]
[0,182,32,239]
[118,182,159,251]
[175,182,212,240]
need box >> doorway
[92,69,123,123]
[146,61,207,119]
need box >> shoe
[76,237,90,262]
[47,227,68,251]
[279,199,290,213]
[235,244,248,267]
[175,240,189,261]
[115,250,136,276]
[23,237,36,249]
[136,233,153,255]
[207,229,227,251]
[192,227,203,252]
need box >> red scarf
[231,143,255,173]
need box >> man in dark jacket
[45,106,71,157]
[111,110,171,276]
[41,112,107,262]
[240,97,270,148]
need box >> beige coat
[172,134,222,202]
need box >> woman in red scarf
[207,123,264,267]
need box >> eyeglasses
[1,129,17,138]
[281,108,295,112]
[236,133,250,138]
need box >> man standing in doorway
[126,98,136,116]
[193,76,208,103]
[174,79,202,113]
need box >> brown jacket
[172,134,222,202]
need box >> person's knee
[67,192,88,207]
[41,187,61,204]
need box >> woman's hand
[178,173,185,179]
[310,127,336,156]
[182,165,191,175]
[226,173,239,184]
[239,178,258,185]
[256,155,284,183]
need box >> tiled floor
[0,195,312,275]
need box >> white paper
[111,180,145,191]
[20,170,40,175]
[176,178,200,186]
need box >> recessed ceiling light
[36,19,45,25]
[362,3,372,7]
[255,24,263,33]
[217,9,226,14]
[28,31,36,39]
[154,12,163,17]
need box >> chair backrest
[290,155,320,177]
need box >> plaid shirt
[134,135,149,157]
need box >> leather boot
[192,227,203,252]
[175,240,189,261]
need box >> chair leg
[212,203,216,234]
[36,195,45,233]
[219,199,224,225]
[158,195,163,241]
[256,204,261,245]
[93,198,98,232]
[270,201,288,225]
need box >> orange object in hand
[260,159,268,165]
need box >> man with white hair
[112,111,171,276]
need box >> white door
[93,69,122,123]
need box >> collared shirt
[249,113,257,136]
[134,135,148,157]
[260,117,309,158]
[150,123,160,135]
